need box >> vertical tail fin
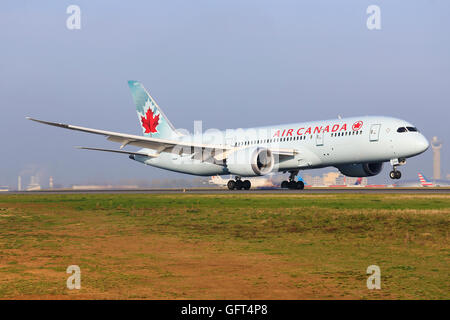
[418,173,433,187]
[127,81,181,139]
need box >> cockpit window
[406,127,418,132]
[397,127,407,133]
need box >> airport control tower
[431,136,442,180]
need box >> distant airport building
[302,174,322,186]
[49,176,54,189]
[335,175,346,185]
[18,176,22,191]
[323,172,339,186]
[26,175,41,191]
[431,136,442,180]
[303,172,367,187]
[302,174,312,186]
[0,186,9,192]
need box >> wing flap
[76,146,158,157]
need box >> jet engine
[226,147,274,176]
[336,162,383,177]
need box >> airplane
[27,81,430,191]
[416,173,450,187]
[393,172,450,188]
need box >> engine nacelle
[336,162,383,177]
[226,147,275,176]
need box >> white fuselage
[135,116,429,177]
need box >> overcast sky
[1,0,449,187]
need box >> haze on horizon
[1,0,449,188]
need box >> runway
[3,187,450,195]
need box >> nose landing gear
[389,158,405,180]
[389,169,402,180]
[281,170,305,190]
[227,176,251,190]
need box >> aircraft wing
[27,117,299,161]
[27,117,229,157]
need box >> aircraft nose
[415,134,429,154]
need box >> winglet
[25,117,70,129]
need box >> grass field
[0,193,448,299]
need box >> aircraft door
[370,124,381,142]
[316,131,324,146]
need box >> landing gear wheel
[227,180,236,190]
[296,181,305,190]
[243,180,251,190]
[389,170,402,180]
[389,171,396,179]
[281,181,288,189]
[235,180,243,190]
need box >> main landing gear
[389,158,405,180]
[389,169,402,180]
[281,170,305,190]
[227,176,251,190]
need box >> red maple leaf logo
[141,108,160,133]
[352,121,363,131]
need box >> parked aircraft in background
[28,81,429,190]
[393,172,450,188]
[416,173,450,187]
